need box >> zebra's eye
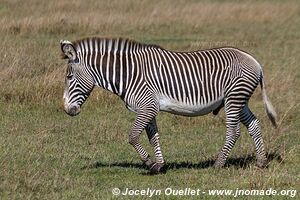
[66,74,73,80]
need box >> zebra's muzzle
[65,104,81,116]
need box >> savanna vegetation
[0,0,299,199]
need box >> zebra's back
[143,47,262,116]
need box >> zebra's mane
[72,37,163,51]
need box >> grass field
[0,0,299,199]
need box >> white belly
[158,95,224,116]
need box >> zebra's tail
[260,75,277,128]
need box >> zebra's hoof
[144,159,154,167]
[256,158,268,168]
[149,163,166,174]
[213,162,225,168]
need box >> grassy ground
[0,0,299,199]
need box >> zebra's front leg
[128,105,159,172]
[129,125,153,167]
[145,118,165,174]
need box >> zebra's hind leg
[214,96,242,168]
[214,122,241,168]
[240,105,267,168]
[145,118,165,174]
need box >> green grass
[0,0,299,199]
[1,103,298,199]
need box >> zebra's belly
[158,95,224,116]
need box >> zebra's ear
[60,40,77,61]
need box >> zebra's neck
[75,38,149,99]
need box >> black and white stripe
[60,37,277,173]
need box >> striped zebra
[60,37,277,174]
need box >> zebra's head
[60,40,95,116]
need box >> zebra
[60,37,277,174]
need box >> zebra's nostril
[69,106,76,115]
[65,105,80,116]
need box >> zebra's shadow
[82,153,282,174]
